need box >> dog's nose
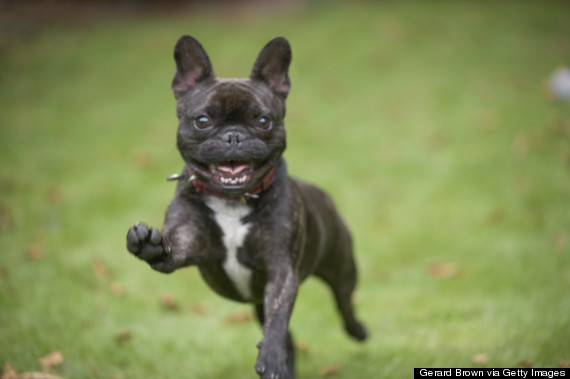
[222,131,243,147]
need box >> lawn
[1,1,569,378]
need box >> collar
[168,165,275,202]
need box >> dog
[126,35,367,379]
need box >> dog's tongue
[216,161,249,176]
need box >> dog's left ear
[250,37,292,98]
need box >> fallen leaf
[512,132,529,157]
[296,342,310,355]
[2,363,19,379]
[46,187,64,205]
[475,108,496,132]
[0,266,8,281]
[515,359,533,368]
[38,351,64,371]
[131,151,154,170]
[20,373,65,379]
[190,303,210,316]
[350,293,362,307]
[109,282,126,297]
[159,294,179,310]
[372,269,389,282]
[429,263,460,279]
[515,176,528,194]
[95,296,107,311]
[487,207,506,224]
[92,259,110,280]
[472,353,489,365]
[555,233,566,254]
[560,359,570,368]
[0,202,11,231]
[428,129,446,151]
[115,330,132,344]
[318,364,340,376]
[225,311,253,324]
[26,243,45,261]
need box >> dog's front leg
[126,196,205,274]
[255,265,298,379]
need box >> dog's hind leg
[315,246,368,342]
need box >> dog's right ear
[172,35,215,97]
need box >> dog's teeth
[220,175,248,185]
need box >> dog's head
[171,35,291,197]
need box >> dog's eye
[257,116,272,130]
[194,116,212,129]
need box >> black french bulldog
[126,35,367,379]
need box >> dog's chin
[189,159,274,195]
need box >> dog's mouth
[208,161,254,188]
[188,159,274,194]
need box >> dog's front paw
[126,223,165,264]
[255,345,290,379]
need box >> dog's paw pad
[126,223,164,262]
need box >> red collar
[186,165,275,201]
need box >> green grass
[1,1,570,378]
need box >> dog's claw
[126,227,138,252]
[136,223,149,240]
[150,228,162,245]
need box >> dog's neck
[186,165,275,202]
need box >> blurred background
[1,1,569,378]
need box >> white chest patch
[205,196,253,300]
